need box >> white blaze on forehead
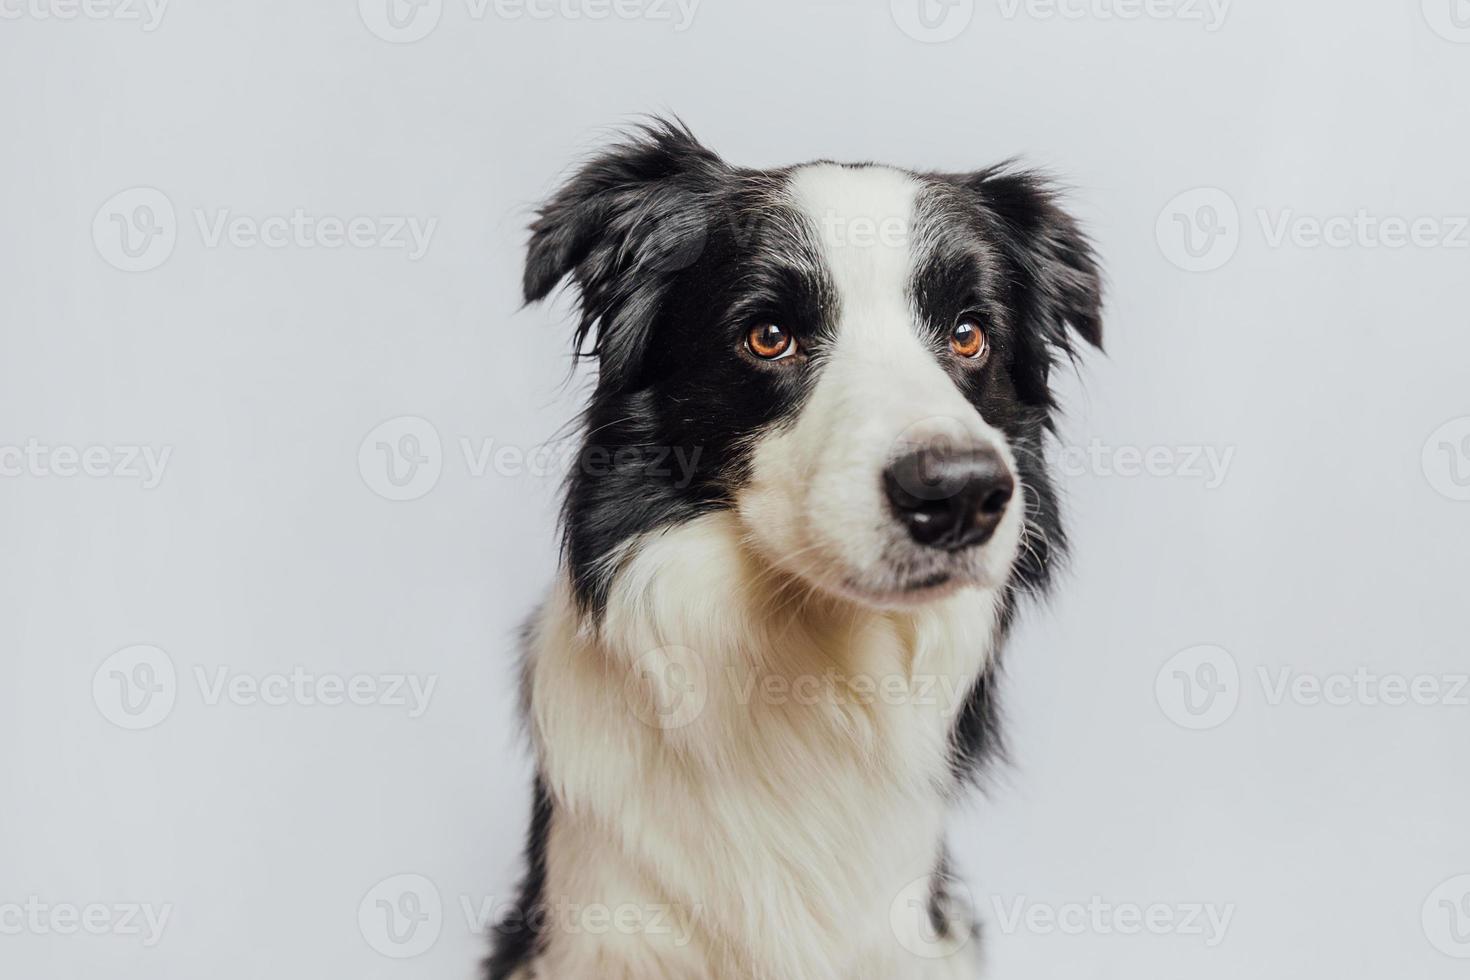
[784,163,981,441]
[786,163,923,353]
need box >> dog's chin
[823,556,1007,611]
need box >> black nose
[883,444,1015,551]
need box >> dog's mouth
[833,555,993,609]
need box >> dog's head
[526,120,1101,617]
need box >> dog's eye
[950,316,988,360]
[747,323,796,361]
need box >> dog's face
[526,121,1102,617]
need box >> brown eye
[950,316,988,360]
[747,323,795,361]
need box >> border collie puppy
[487,119,1102,980]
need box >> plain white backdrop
[3,1,1469,977]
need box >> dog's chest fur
[523,512,1001,979]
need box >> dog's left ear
[523,118,726,390]
[955,167,1104,353]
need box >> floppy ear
[963,166,1104,353]
[524,118,725,388]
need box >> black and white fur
[487,120,1102,980]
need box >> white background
[3,1,1469,977]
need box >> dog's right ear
[524,119,725,388]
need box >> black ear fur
[523,118,726,388]
[964,166,1104,353]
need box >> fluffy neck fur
[519,510,1008,979]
